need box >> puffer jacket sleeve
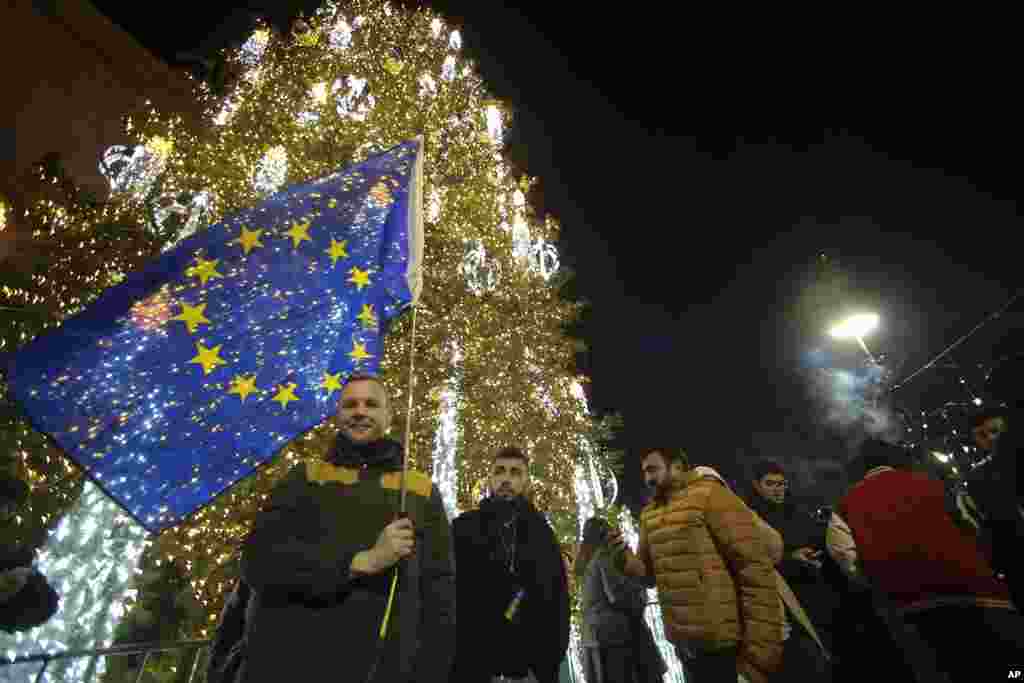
[703,484,783,682]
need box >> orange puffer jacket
[639,469,783,682]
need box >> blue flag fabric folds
[5,140,424,532]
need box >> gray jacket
[580,548,647,647]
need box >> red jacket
[838,468,1011,612]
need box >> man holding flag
[233,373,455,683]
[4,140,450,681]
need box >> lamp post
[830,313,881,408]
[829,313,880,365]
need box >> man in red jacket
[827,439,1023,682]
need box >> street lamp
[829,313,880,365]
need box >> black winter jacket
[450,495,570,683]
[236,435,455,683]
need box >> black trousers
[776,629,831,682]
[585,646,635,683]
[686,646,738,683]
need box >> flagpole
[365,136,424,683]
[399,133,425,516]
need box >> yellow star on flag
[187,257,223,286]
[348,266,372,291]
[228,374,258,402]
[327,198,337,209]
[189,342,227,375]
[348,340,373,364]
[170,302,211,334]
[272,382,300,409]
[284,220,313,249]
[356,304,378,329]
[232,226,264,255]
[320,371,344,396]
[325,238,349,266]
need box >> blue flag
[5,140,424,532]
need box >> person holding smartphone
[746,461,839,656]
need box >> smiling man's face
[336,378,390,444]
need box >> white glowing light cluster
[0,483,148,682]
[616,509,688,683]
[100,143,213,248]
[254,145,289,195]
[506,190,560,281]
[462,239,500,295]
[431,344,462,521]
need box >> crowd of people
[2,369,1021,683]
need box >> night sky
[95,2,1021,511]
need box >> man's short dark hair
[753,460,786,481]
[642,448,689,469]
[493,446,529,469]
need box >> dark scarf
[480,495,530,577]
[325,432,403,470]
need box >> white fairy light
[254,146,289,195]
[441,55,457,81]
[432,344,462,521]
[0,482,147,681]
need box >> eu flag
[4,140,424,532]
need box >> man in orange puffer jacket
[610,448,783,683]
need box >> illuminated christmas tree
[2,4,620,680]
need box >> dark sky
[95,2,1021,509]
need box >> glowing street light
[829,313,880,364]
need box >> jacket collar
[325,433,403,469]
[864,465,895,480]
[650,468,712,505]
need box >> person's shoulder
[452,508,482,530]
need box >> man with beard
[609,448,782,683]
[233,374,455,683]
[450,446,570,683]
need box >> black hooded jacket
[450,495,570,683]
[234,434,455,683]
